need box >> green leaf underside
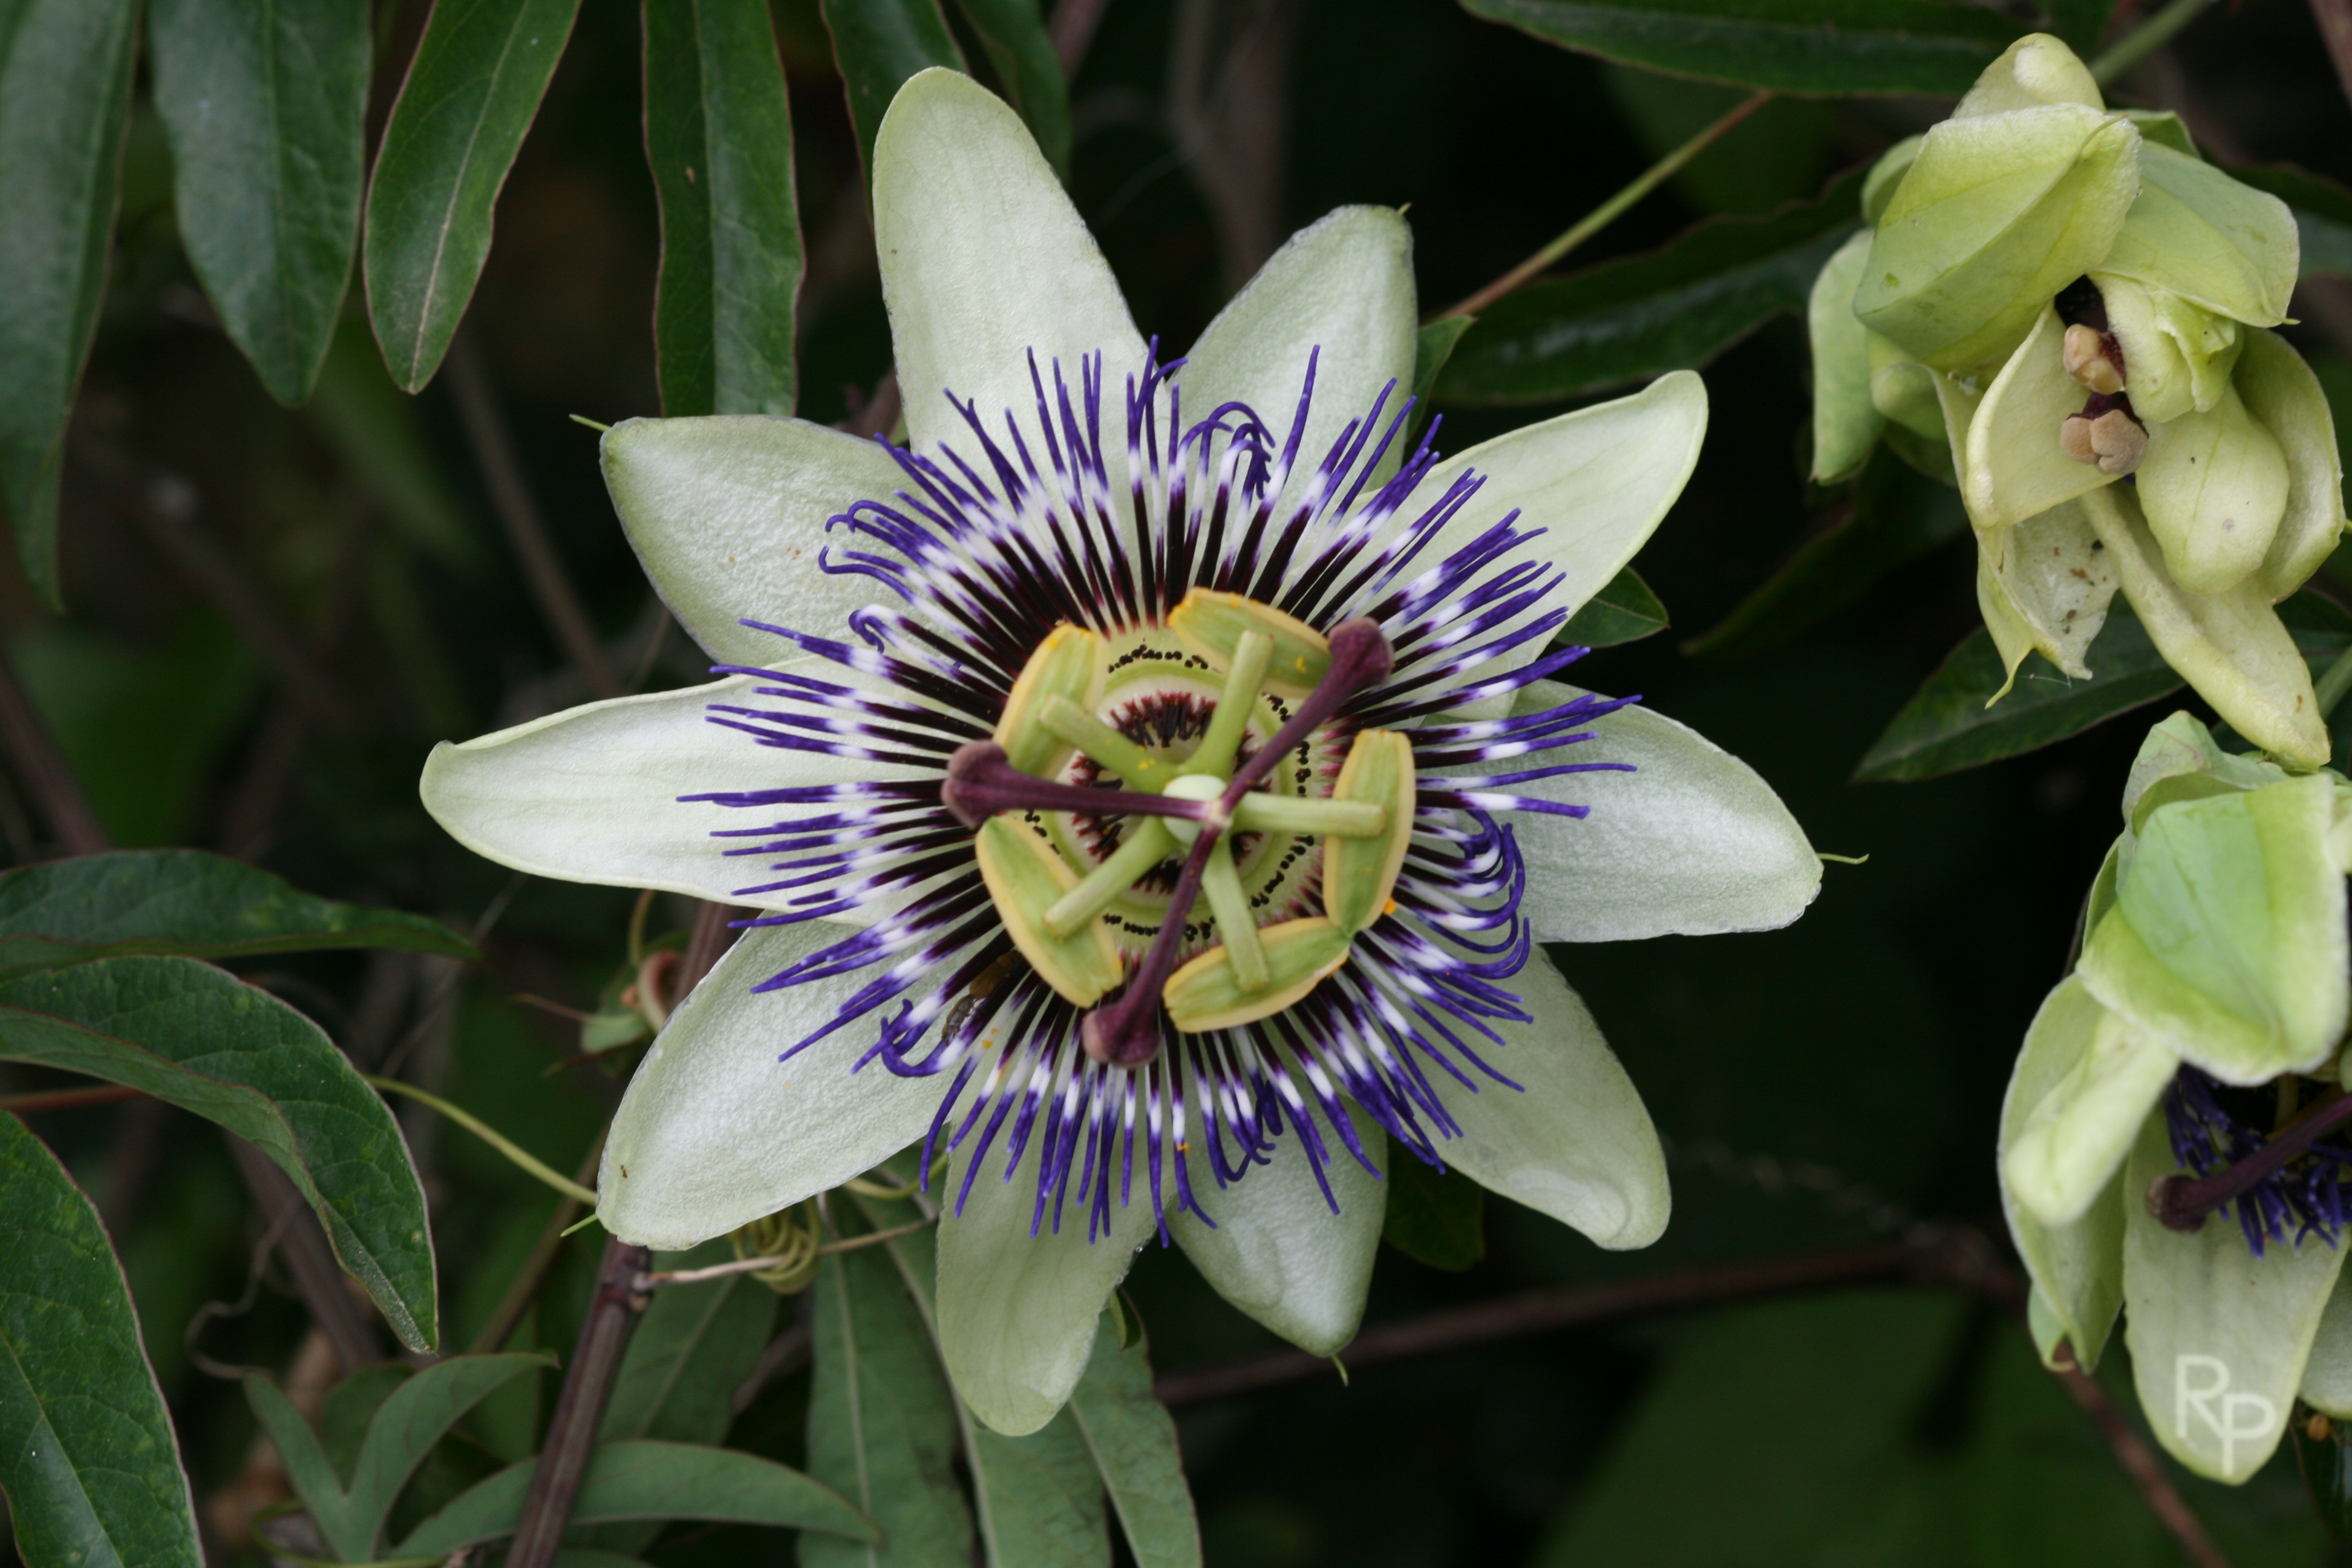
[0,955,438,1351]
[245,1353,545,1563]
[967,1412,1112,1567]
[953,0,1073,177]
[0,848,474,982]
[2225,162,2352,281]
[394,1439,877,1557]
[1435,171,1863,407]
[0,1111,202,1568]
[0,0,140,608]
[1067,1316,1203,1568]
[1855,593,2352,783]
[643,0,805,419]
[1560,566,1670,649]
[820,0,965,188]
[1689,445,1967,659]
[805,1243,977,1568]
[1381,1154,1489,1270]
[363,0,584,390]
[1455,0,2016,97]
[146,0,370,405]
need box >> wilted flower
[2001,711,2352,1480]
[1809,34,2345,768]
[422,69,1823,1435]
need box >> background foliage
[5,0,2352,1563]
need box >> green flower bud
[2097,142,2298,329]
[1855,36,2140,372]
[1806,230,1880,482]
[2095,273,2241,425]
[2235,327,2350,601]
[2136,381,2290,596]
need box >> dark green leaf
[0,1111,202,1568]
[1067,1313,1200,1568]
[394,1439,878,1557]
[1455,0,2016,97]
[1561,566,1670,649]
[1687,445,1967,659]
[2225,163,2352,281]
[967,1414,1110,1568]
[1435,172,1862,406]
[146,0,370,405]
[820,0,965,186]
[1413,315,1474,404]
[245,1353,544,1563]
[643,0,805,419]
[953,0,1070,175]
[0,955,439,1351]
[1380,1153,1487,1271]
[803,1224,976,1567]
[363,0,583,390]
[2047,0,2119,56]
[1854,595,2352,782]
[320,1363,416,1482]
[0,0,139,609]
[0,848,475,982]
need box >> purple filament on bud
[2152,1064,2352,1255]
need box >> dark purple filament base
[1079,618,1394,1067]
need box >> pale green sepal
[597,924,947,1250]
[1962,307,2113,531]
[1169,1128,1383,1356]
[2027,1284,2076,1371]
[1860,136,1922,228]
[1975,498,2117,683]
[1469,681,1819,942]
[420,674,925,922]
[937,1133,1158,1435]
[2002,978,2174,1228]
[2303,1267,2352,1419]
[1867,340,1943,440]
[2122,108,2199,158]
[1856,106,2140,373]
[1179,206,1417,500]
[1951,34,2102,118]
[2096,273,2241,425]
[2079,773,2350,1083]
[2123,1114,2348,1481]
[1807,231,1881,483]
[2136,382,2290,596]
[2097,143,2299,327]
[1422,374,1706,719]
[2238,328,2348,601]
[1428,948,1667,1249]
[601,416,907,667]
[2083,834,2123,937]
[873,69,1146,455]
[2079,485,2329,768]
[1975,551,2038,702]
[2120,709,2286,822]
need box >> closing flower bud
[2096,273,2241,424]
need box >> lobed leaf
[642,0,805,418]
[0,1111,202,1568]
[0,955,439,1351]
[146,0,371,405]
[1455,0,2017,97]
[0,0,140,608]
[0,848,475,982]
[1435,172,1861,406]
[364,0,583,390]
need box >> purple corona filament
[681,341,1644,1243]
[2157,1065,2352,1255]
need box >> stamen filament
[1040,695,1167,788]
[1199,838,1270,993]
[1190,629,1273,780]
[1044,816,1177,938]
[941,741,1207,829]
[2149,1088,2352,1232]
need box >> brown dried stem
[0,653,107,855]
[505,1233,652,1568]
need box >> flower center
[938,590,1413,1066]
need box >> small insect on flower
[420,68,1823,1435]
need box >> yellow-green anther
[1169,588,1330,698]
[1322,729,1417,935]
[1198,839,1269,993]
[1190,629,1273,777]
[1164,916,1351,1033]
[995,623,1106,777]
[1227,793,1387,838]
[1039,694,1164,788]
[973,817,1123,1005]
[1042,816,1175,939]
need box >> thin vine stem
[2089,0,2215,85]
[366,1075,599,1204]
